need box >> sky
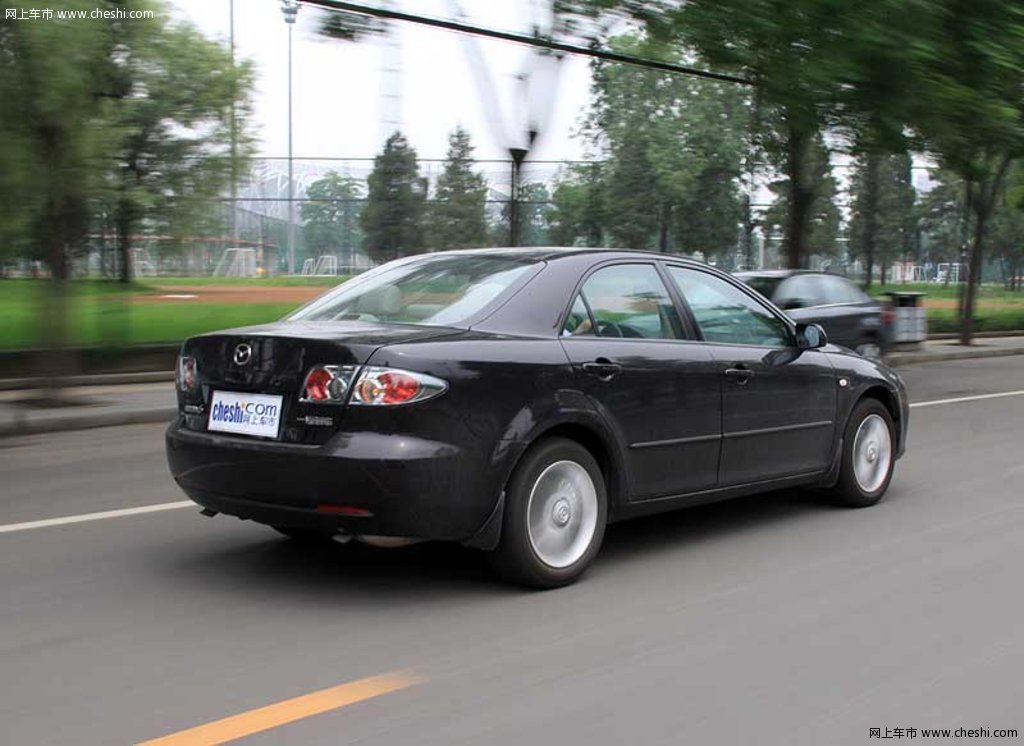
[169,0,594,164]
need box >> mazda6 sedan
[166,248,909,587]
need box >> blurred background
[1,0,1023,367]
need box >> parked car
[166,249,908,588]
[735,270,890,358]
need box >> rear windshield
[287,254,537,327]
[740,276,783,300]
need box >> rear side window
[578,264,683,340]
[668,267,791,347]
[562,295,595,337]
[819,275,869,304]
[775,275,826,309]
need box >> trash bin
[884,291,927,347]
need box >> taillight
[882,307,897,325]
[350,367,447,406]
[177,355,198,392]
[300,365,357,404]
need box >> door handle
[724,365,753,385]
[582,358,622,380]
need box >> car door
[559,262,722,500]
[822,275,885,350]
[666,265,837,486]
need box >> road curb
[0,407,176,439]
[0,371,175,391]
[888,346,1024,366]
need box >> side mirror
[796,323,827,350]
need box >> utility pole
[281,0,300,274]
[229,0,237,249]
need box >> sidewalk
[1,336,1022,437]
[0,383,176,437]
[884,335,1024,366]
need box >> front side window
[288,254,536,327]
[577,264,683,340]
[668,267,791,347]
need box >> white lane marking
[911,389,1024,409]
[3,389,1022,534]
[0,501,193,534]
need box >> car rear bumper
[165,420,514,542]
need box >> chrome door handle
[724,366,753,385]
[582,359,622,380]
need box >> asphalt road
[2,356,1023,745]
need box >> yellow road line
[136,671,424,746]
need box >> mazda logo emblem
[233,343,253,366]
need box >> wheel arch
[466,416,626,551]
[858,384,902,443]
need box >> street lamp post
[281,0,299,274]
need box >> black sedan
[166,249,909,587]
[736,270,889,358]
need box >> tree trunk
[785,127,811,269]
[959,208,986,345]
[880,261,888,287]
[863,152,881,288]
[116,195,134,284]
[959,156,1012,345]
[658,203,671,253]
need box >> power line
[298,0,754,86]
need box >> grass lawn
[871,283,1024,333]
[1,277,1021,350]
[0,279,298,349]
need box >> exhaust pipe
[356,535,422,549]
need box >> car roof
[427,246,711,266]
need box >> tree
[105,13,254,282]
[990,164,1024,291]
[504,182,552,247]
[763,132,840,265]
[847,151,916,286]
[301,172,364,262]
[583,34,748,257]
[361,132,427,262]
[427,128,489,250]
[560,1,925,269]
[547,162,606,247]
[919,170,970,285]
[901,1,1024,343]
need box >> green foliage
[919,170,969,272]
[547,163,606,247]
[361,132,427,262]
[847,151,917,284]
[103,10,255,281]
[582,34,748,256]
[0,0,115,279]
[300,172,364,258]
[427,128,489,250]
[510,183,553,247]
[989,164,1024,289]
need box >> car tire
[489,438,607,589]
[827,398,896,508]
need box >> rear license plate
[208,391,283,438]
